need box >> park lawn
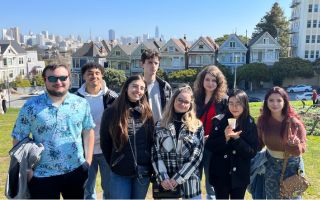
[0,102,319,199]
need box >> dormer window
[229,41,235,48]
[115,51,120,56]
[169,46,174,52]
[199,45,204,49]
[263,38,269,44]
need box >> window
[305,50,309,58]
[317,35,320,43]
[168,46,174,52]
[313,20,317,28]
[315,4,319,12]
[307,20,311,28]
[3,58,7,66]
[263,38,269,44]
[229,41,236,48]
[20,69,24,75]
[199,45,204,49]
[306,35,310,43]
[312,35,316,43]
[311,50,315,58]
[19,57,23,64]
[115,51,120,56]
[309,4,313,12]
[316,50,320,59]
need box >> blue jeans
[109,170,150,199]
[84,154,110,199]
[200,148,216,199]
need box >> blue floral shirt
[12,92,95,177]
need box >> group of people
[10,48,307,199]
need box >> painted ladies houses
[217,34,247,68]
[248,31,280,66]
[130,40,165,75]
[188,36,219,68]
[160,38,190,72]
[106,43,138,75]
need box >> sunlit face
[45,67,70,97]
[228,96,244,119]
[141,57,160,78]
[83,68,103,89]
[203,73,217,94]
[174,91,192,113]
[127,79,146,102]
[267,93,284,115]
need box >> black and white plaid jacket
[151,121,204,198]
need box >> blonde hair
[160,85,202,133]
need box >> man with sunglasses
[77,62,118,199]
[11,64,95,199]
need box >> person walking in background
[0,89,7,113]
[193,65,228,199]
[100,75,154,199]
[77,62,118,199]
[0,92,4,114]
[151,84,204,199]
[257,86,307,199]
[140,49,172,124]
[312,89,318,105]
[206,89,259,199]
[11,64,95,199]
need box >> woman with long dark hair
[151,84,204,199]
[100,75,154,199]
[193,65,228,199]
[206,89,259,199]
[257,86,306,199]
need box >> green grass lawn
[1,102,319,199]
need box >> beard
[47,88,68,97]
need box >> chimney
[183,34,187,40]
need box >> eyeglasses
[46,76,69,83]
[176,98,192,105]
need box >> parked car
[29,90,45,95]
[286,85,312,93]
[295,92,320,100]
[248,96,262,102]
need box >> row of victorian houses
[70,31,280,88]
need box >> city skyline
[1,0,291,41]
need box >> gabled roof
[0,40,26,54]
[248,31,280,48]
[101,40,112,53]
[189,36,219,52]
[143,40,165,51]
[72,41,107,57]
[119,43,139,55]
[219,34,247,51]
[172,38,191,52]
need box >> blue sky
[0,0,291,41]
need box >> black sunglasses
[46,76,68,83]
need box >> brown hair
[108,75,154,150]
[193,65,228,107]
[42,64,70,79]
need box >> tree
[271,58,314,85]
[215,34,250,46]
[252,2,289,57]
[104,68,127,92]
[31,74,45,86]
[215,63,233,89]
[13,75,31,88]
[237,63,270,90]
[157,68,168,81]
[167,69,198,84]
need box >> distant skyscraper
[2,27,20,43]
[42,31,49,39]
[109,29,115,41]
[155,26,159,38]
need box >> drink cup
[228,118,236,129]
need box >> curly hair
[193,65,228,107]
